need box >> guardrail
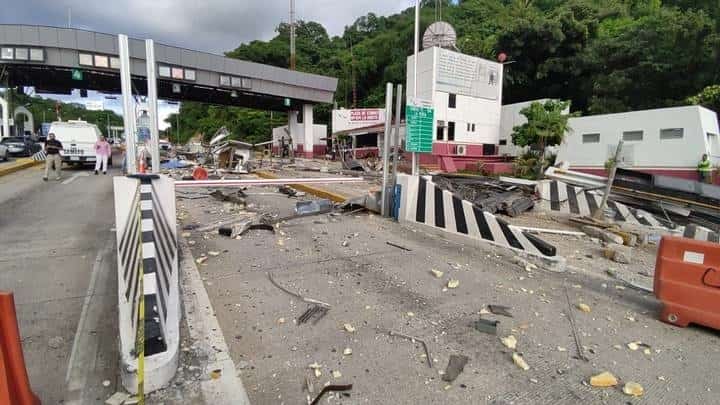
[113,174,180,394]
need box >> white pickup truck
[49,120,111,167]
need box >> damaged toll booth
[331,122,406,160]
[213,140,253,171]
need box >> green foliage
[687,85,720,114]
[171,1,720,144]
[511,100,573,150]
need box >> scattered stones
[430,269,444,278]
[343,348,353,356]
[590,372,618,387]
[277,317,286,324]
[447,279,460,289]
[341,241,349,247]
[102,380,111,387]
[332,370,342,379]
[181,232,191,238]
[308,362,322,378]
[512,352,530,371]
[210,369,222,379]
[105,392,129,405]
[195,256,208,265]
[557,346,567,352]
[603,245,632,264]
[501,335,517,350]
[406,312,415,317]
[577,303,591,313]
[623,382,644,397]
[208,251,221,257]
[343,323,356,333]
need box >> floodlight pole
[145,39,160,173]
[118,34,137,174]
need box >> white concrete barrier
[396,174,557,258]
[114,174,180,394]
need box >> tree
[687,85,720,114]
[511,100,574,177]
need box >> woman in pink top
[94,135,112,175]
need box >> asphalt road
[180,186,720,405]
[0,162,120,403]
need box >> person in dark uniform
[43,132,63,181]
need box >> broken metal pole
[381,83,393,217]
[593,140,623,220]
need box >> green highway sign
[406,102,434,153]
[71,69,83,81]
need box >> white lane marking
[65,237,114,396]
[61,172,90,185]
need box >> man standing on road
[43,132,63,181]
[698,153,713,184]
[94,135,111,175]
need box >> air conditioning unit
[456,144,467,156]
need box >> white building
[272,120,327,157]
[498,99,559,156]
[406,47,503,160]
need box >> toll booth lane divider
[396,174,558,259]
[113,174,180,394]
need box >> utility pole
[289,0,296,70]
[411,0,420,176]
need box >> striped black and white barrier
[538,180,720,244]
[31,150,46,161]
[114,174,179,393]
[396,174,557,258]
[537,180,665,227]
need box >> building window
[14,48,28,61]
[1,48,13,60]
[499,139,508,146]
[158,65,171,78]
[231,76,243,88]
[622,130,643,142]
[184,69,196,81]
[660,128,684,140]
[437,125,445,141]
[171,67,184,80]
[29,48,44,61]
[467,123,471,132]
[582,133,600,143]
[94,55,109,68]
[448,93,456,109]
[220,75,231,86]
[448,121,455,141]
[471,123,476,132]
[78,53,93,66]
[241,77,252,89]
[110,57,120,69]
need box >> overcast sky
[3,0,412,54]
[2,0,413,129]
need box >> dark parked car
[0,136,34,156]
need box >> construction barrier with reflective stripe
[0,292,40,405]
[396,174,556,258]
[114,174,180,394]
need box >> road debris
[195,256,208,265]
[298,305,329,325]
[343,323,356,333]
[472,318,499,335]
[501,335,517,350]
[563,284,589,362]
[603,245,632,264]
[623,381,644,397]
[104,392,129,405]
[430,269,444,278]
[295,199,333,216]
[442,355,469,382]
[309,384,353,405]
[208,251,221,256]
[267,273,331,308]
[487,305,513,318]
[590,371,618,387]
[447,279,460,289]
[577,303,591,313]
[343,348,352,356]
[386,241,412,251]
[210,369,222,379]
[332,370,342,379]
[511,352,530,371]
[102,379,111,387]
[48,336,64,349]
[219,221,275,238]
[308,362,323,378]
[382,329,433,368]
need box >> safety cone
[0,292,40,405]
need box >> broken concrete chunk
[332,370,342,379]
[623,382,644,397]
[512,352,530,371]
[627,342,640,351]
[181,232,191,238]
[442,355,469,382]
[195,256,208,265]
[48,336,64,349]
[582,225,624,245]
[104,392,129,405]
[603,245,632,264]
[447,279,460,289]
[208,251,221,257]
[102,380,111,387]
[590,371,618,387]
[343,348,353,356]
[343,323,356,333]
[308,362,322,378]
[210,369,222,379]
[430,269,444,278]
[501,335,517,350]
[577,303,591,313]
[557,346,567,352]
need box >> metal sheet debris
[472,318,499,335]
[487,305,513,318]
[442,355,469,383]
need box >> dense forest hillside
[166,0,720,144]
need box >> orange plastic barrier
[654,236,720,329]
[0,292,40,405]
